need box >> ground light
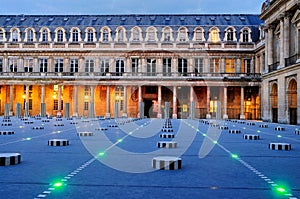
[231,154,239,159]
[213,141,218,144]
[277,135,282,138]
[118,138,123,143]
[274,185,291,196]
[53,182,63,188]
[98,151,105,157]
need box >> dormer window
[227,28,234,41]
[147,28,156,42]
[57,29,64,42]
[12,29,18,42]
[243,29,249,42]
[87,29,94,42]
[42,29,48,42]
[118,29,124,42]
[27,29,34,42]
[164,29,171,42]
[179,28,187,42]
[133,29,139,42]
[194,28,204,42]
[240,28,252,43]
[72,29,79,42]
[103,29,109,42]
[211,29,219,42]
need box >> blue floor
[0,117,299,199]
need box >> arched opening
[288,79,297,124]
[270,83,278,123]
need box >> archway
[288,79,297,125]
[270,83,278,123]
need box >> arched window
[195,28,203,42]
[103,29,109,42]
[164,28,171,42]
[87,29,94,42]
[57,29,64,42]
[133,29,139,42]
[227,28,234,41]
[118,29,124,42]
[42,29,48,42]
[148,28,155,42]
[243,29,249,42]
[12,29,18,42]
[179,28,187,42]
[211,28,219,42]
[27,29,34,42]
[72,29,79,42]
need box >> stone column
[89,86,95,118]
[190,86,195,119]
[172,86,177,119]
[240,87,245,119]
[223,86,228,119]
[283,14,290,62]
[106,85,110,118]
[9,85,13,115]
[73,85,78,117]
[206,86,211,119]
[57,85,62,113]
[157,57,163,76]
[279,17,285,67]
[267,26,274,67]
[264,29,269,73]
[157,85,162,118]
[260,54,264,74]
[24,85,29,117]
[123,86,127,117]
[40,85,46,117]
[64,57,69,73]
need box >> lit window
[225,58,235,73]
[210,58,219,73]
[211,29,219,42]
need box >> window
[101,59,109,75]
[42,29,48,42]
[53,100,64,110]
[9,58,18,72]
[57,30,64,42]
[115,86,124,111]
[164,28,171,42]
[70,58,78,73]
[131,58,139,74]
[0,58,3,72]
[195,29,203,42]
[24,58,33,72]
[242,30,249,42]
[85,59,94,72]
[194,58,203,74]
[179,28,186,42]
[23,99,33,110]
[39,58,48,72]
[12,30,18,42]
[133,29,139,42]
[178,58,187,76]
[211,29,219,42]
[84,86,90,97]
[54,59,64,72]
[23,85,33,110]
[210,58,219,73]
[72,29,79,42]
[148,28,155,42]
[27,29,34,42]
[225,58,235,73]
[227,28,234,41]
[163,58,172,76]
[241,59,251,74]
[118,29,124,42]
[87,29,94,42]
[146,59,156,76]
[84,102,89,110]
[0,29,3,42]
[115,59,125,76]
[103,29,109,42]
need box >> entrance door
[290,108,297,125]
[144,100,153,118]
[272,108,278,123]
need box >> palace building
[0,0,298,124]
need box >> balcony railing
[285,54,299,67]
[0,71,261,81]
[268,62,279,72]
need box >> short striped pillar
[0,131,14,135]
[269,143,291,151]
[157,141,177,148]
[295,130,300,135]
[96,127,108,131]
[161,128,174,132]
[219,126,228,130]
[108,124,118,128]
[77,132,93,136]
[32,126,44,130]
[48,139,69,146]
[54,123,64,127]
[244,134,260,140]
[275,126,285,131]
[246,122,255,126]
[160,133,175,139]
[229,129,241,134]
[259,124,268,128]
[0,153,21,166]
[152,156,182,170]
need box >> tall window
[54,59,64,72]
[115,59,125,76]
[195,29,203,42]
[9,58,18,72]
[242,59,251,74]
[23,85,33,110]
[70,58,78,73]
[53,100,63,110]
[84,102,89,111]
[72,29,79,42]
[42,29,48,42]
[24,58,33,72]
[178,58,187,76]
[12,30,18,42]
[103,29,109,42]
[0,58,3,72]
[179,28,186,42]
[148,28,155,42]
[164,29,171,42]
[225,58,235,73]
[87,29,94,42]
[163,58,172,76]
[39,58,48,72]
[131,58,139,74]
[194,58,203,74]
[0,29,3,42]
[118,29,124,42]
[27,29,34,42]
[227,28,234,41]
[57,30,64,42]
[133,29,139,42]
[115,86,124,111]
[242,30,249,42]
[85,59,94,72]
[211,29,219,42]
[210,58,219,73]
[101,59,109,75]
[146,59,156,76]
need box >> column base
[240,115,245,120]
[122,113,128,117]
[9,111,13,116]
[223,114,228,119]
[157,113,162,119]
[206,114,211,119]
[106,113,111,118]
[172,114,177,119]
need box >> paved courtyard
[0,116,299,199]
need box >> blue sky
[0,0,263,15]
